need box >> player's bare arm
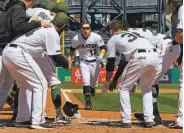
[68,47,76,70]
[175,29,183,44]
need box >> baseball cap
[52,12,70,27]
[55,2,69,13]
[167,0,182,4]
[42,1,57,11]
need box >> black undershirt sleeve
[50,54,69,69]
[106,58,116,72]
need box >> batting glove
[102,81,110,93]
[109,80,117,92]
[96,55,103,64]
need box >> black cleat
[31,122,54,129]
[0,124,5,129]
[85,103,92,110]
[45,117,55,123]
[168,122,183,129]
[154,119,164,127]
[120,122,132,128]
[14,121,32,128]
[144,122,153,128]
[134,113,144,121]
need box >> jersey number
[25,27,40,37]
[90,49,96,56]
[121,33,138,42]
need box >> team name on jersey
[37,12,51,21]
[77,44,96,49]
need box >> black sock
[83,86,91,104]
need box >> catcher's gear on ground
[109,80,117,92]
[102,81,110,93]
[63,101,79,117]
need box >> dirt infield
[0,89,182,133]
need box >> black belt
[9,44,18,48]
[81,58,96,63]
[138,49,157,53]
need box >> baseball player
[9,2,72,124]
[108,21,181,126]
[169,2,183,129]
[128,27,180,124]
[68,21,106,110]
[5,1,72,123]
[2,12,70,129]
[0,0,50,113]
[104,20,159,128]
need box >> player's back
[110,31,154,60]
[9,27,60,55]
[26,8,54,22]
[128,28,166,47]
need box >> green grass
[74,93,178,113]
[61,84,178,89]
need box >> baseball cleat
[144,122,153,128]
[85,103,92,110]
[134,113,144,121]
[45,117,55,123]
[0,124,5,129]
[153,119,164,127]
[55,115,71,124]
[30,122,54,129]
[120,122,132,128]
[14,121,32,128]
[168,122,183,129]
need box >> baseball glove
[102,81,110,93]
[109,80,118,92]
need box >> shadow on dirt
[84,120,176,128]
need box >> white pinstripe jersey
[9,27,61,56]
[107,31,154,61]
[71,32,104,61]
[26,8,54,22]
[128,28,171,47]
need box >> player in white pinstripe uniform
[68,21,106,110]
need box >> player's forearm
[175,30,183,44]
[68,51,75,66]
[51,54,69,68]
[113,58,128,81]
[106,58,116,82]
[106,72,113,82]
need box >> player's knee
[83,86,91,95]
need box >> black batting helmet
[63,101,79,117]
